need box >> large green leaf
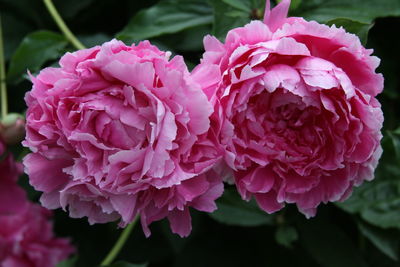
[221,0,252,12]
[116,0,212,42]
[155,25,211,52]
[358,220,400,261]
[338,175,400,229]
[7,31,67,83]
[209,0,253,40]
[56,256,78,267]
[209,0,268,40]
[209,187,275,226]
[337,133,400,230]
[326,18,372,45]
[296,0,400,24]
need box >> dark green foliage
[7,31,67,83]
[108,262,148,267]
[117,0,213,42]
[209,187,275,226]
[2,0,400,266]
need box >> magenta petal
[168,208,192,237]
[23,153,70,193]
[0,181,27,215]
[242,167,275,193]
[254,192,284,214]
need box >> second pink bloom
[192,0,384,216]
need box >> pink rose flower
[23,39,223,237]
[0,202,74,267]
[0,139,27,215]
[192,0,383,216]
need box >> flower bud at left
[0,113,26,145]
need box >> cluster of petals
[23,40,223,237]
[192,0,384,216]
[0,140,74,267]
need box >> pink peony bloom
[0,202,74,267]
[192,0,383,216]
[23,39,223,237]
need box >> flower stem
[100,216,139,266]
[0,15,8,119]
[43,0,86,50]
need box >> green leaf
[337,177,400,229]
[155,24,211,52]
[358,220,400,261]
[296,0,400,24]
[77,33,112,47]
[210,0,305,40]
[338,179,400,229]
[109,262,147,267]
[221,0,252,12]
[7,31,67,83]
[209,0,252,40]
[278,0,302,11]
[298,217,367,267]
[275,225,298,248]
[56,256,78,267]
[116,0,212,42]
[337,132,400,230]
[326,18,373,45]
[209,187,275,226]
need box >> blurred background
[1,0,400,266]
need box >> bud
[0,113,26,145]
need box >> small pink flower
[23,39,223,237]
[0,140,27,215]
[0,202,74,267]
[192,0,383,216]
[0,140,74,267]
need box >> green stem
[0,15,7,119]
[43,0,85,50]
[100,216,139,266]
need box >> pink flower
[23,39,223,237]
[0,140,74,267]
[0,139,27,215]
[0,202,74,267]
[192,0,383,216]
